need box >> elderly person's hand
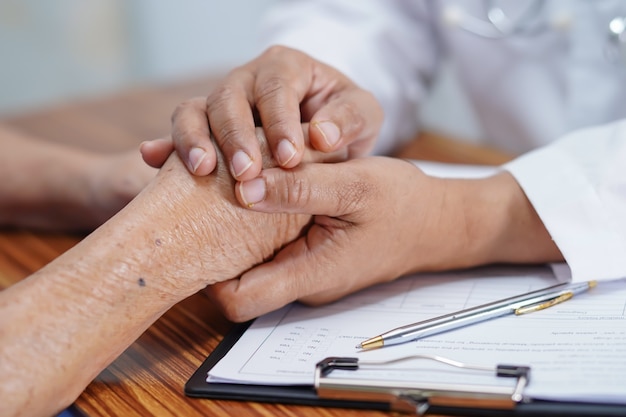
[136,126,346,293]
[0,127,343,417]
[162,46,383,180]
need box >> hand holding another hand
[166,46,383,180]
[206,157,452,320]
[136,125,347,297]
[0,125,345,417]
[207,158,563,322]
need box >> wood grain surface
[0,77,513,417]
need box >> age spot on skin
[138,277,146,287]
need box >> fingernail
[188,147,207,173]
[277,139,297,166]
[239,178,266,207]
[231,150,254,178]
[314,121,341,148]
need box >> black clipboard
[185,321,626,416]
[184,320,388,411]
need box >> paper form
[206,265,626,403]
[410,159,499,179]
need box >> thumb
[140,137,174,168]
[235,160,368,216]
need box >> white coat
[258,0,626,282]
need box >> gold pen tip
[358,336,384,350]
[589,280,598,289]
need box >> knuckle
[263,169,310,209]
[334,94,369,131]
[279,171,313,209]
[343,101,366,136]
[170,127,205,148]
[339,97,362,122]
[205,87,249,149]
[329,90,383,143]
[213,120,244,150]
[170,97,202,124]
[262,117,291,138]
[254,76,291,106]
[206,83,239,109]
[262,44,293,59]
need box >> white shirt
[260,0,626,154]
[259,0,626,281]
[504,120,626,282]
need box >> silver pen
[357,280,597,350]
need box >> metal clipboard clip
[314,355,530,415]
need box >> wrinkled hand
[166,46,383,180]
[135,126,348,297]
[137,153,310,293]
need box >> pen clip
[514,292,574,315]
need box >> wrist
[86,176,216,300]
[458,172,563,266]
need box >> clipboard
[184,321,388,410]
[185,320,626,416]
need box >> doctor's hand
[207,158,563,322]
[166,46,383,180]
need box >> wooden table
[0,78,513,417]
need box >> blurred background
[0,0,481,142]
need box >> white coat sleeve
[503,119,626,282]
[257,0,441,155]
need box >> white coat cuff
[503,143,626,282]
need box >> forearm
[0,173,198,417]
[0,153,308,416]
[0,251,175,417]
[0,125,99,229]
[0,123,155,232]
